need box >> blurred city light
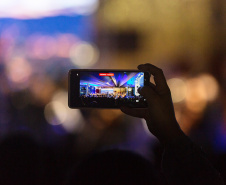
[167,78,187,103]
[25,34,79,59]
[69,41,99,68]
[6,57,32,89]
[26,35,57,60]
[0,0,99,19]
[45,90,84,133]
[56,34,78,58]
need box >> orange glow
[167,78,187,103]
[185,78,207,113]
[198,74,219,102]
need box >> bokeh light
[56,34,78,58]
[45,90,84,133]
[26,35,57,60]
[184,74,219,113]
[69,41,99,68]
[44,101,67,125]
[6,57,32,89]
[198,74,219,102]
[185,78,207,113]
[167,78,187,103]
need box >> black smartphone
[68,69,150,108]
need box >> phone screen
[69,70,148,108]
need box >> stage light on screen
[69,41,99,68]
[167,78,187,103]
[0,0,99,19]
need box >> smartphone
[68,69,150,109]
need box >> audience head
[68,149,164,185]
[0,133,41,185]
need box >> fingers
[138,63,169,94]
[148,81,156,89]
[138,86,155,97]
[120,107,146,118]
[138,86,158,105]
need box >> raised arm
[121,63,224,185]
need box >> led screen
[78,71,146,107]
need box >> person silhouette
[68,63,224,185]
[68,149,164,185]
[121,63,224,185]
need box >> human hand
[121,63,184,144]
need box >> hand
[121,63,184,144]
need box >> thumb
[138,86,158,104]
